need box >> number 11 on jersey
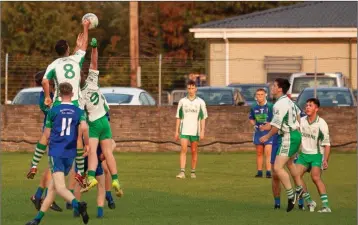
[61,118,73,136]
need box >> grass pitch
[1,152,356,225]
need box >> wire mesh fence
[0,53,356,105]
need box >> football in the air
[82,13,99,29]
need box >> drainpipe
[223,31,230,86]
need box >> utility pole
[130,1,139,87]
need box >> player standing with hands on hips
[175,80,208,179]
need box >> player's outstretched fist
[82,19,91,28]
[90,38,97,48]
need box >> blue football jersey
[46,103,85,158]
[249,102,274,127]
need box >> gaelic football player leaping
[27,20,91,183]
[78,38,123,197]
[175,80,208,179]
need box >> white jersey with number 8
[44,50,86,103]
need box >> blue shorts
[253,131,273,145]
[48,156,75,176]
[270,135,280,164]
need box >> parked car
[196,87,246,106]
[228,83,271,106]
[100,87,156,106]
[288,72,349,100]
[10,87,42,105]
[170,90,187,105]
[10,86,157,106]
[296,87,356,109]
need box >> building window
[264,56,303,83]
[266,73,292,83]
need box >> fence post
[314,56,317,98]
[158,54,162,106]
[5,53,8,104]
[137,66,141,87]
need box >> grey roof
[194,1,357,28]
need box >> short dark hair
[306,98,320,107]
[274,78,290,94]
[55,40,69,56]
[59,82,73,96]
[256,88,267,93]
[187,80,196,87]
[34,70,45,86]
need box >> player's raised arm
[79,19,91,52]
[89,38,98,71]
[72,33,84,55]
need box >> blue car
[227,83,272,106]
[296,87,357,109]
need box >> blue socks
[72,199,79,214]
[106,191,113,201]
[257,170,263,176]
[34,211,45,221]
[35,187,44,199]
[274,197,280,205]
[298,198,304,206]
[97,206,104,218]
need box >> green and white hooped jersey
[176,97,208,136]
[44,50,86,103]
[80,69,109,122]
[270,95,299,135]
[300,116,330,154]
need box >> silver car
[288,72,349,101]
[10,86,157,106]
[100,87,156,106]
[10,87,43,105]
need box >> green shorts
[180,134,199,143]
[88,115,112,141]
[296,153,323,168]
[53,99,79,107]
[276,130,302,157]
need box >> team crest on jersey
[184,105,199,113]
[274,109,279,115]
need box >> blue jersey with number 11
[45,103,85,158]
